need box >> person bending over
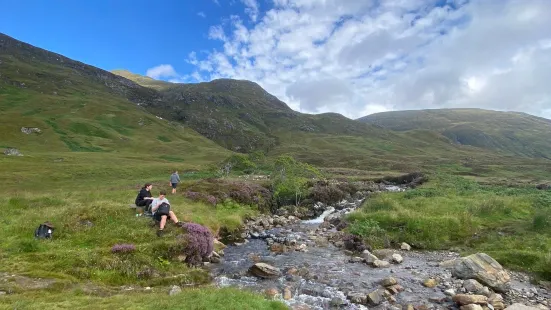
[151,190,183,236]
[135,183,154,212]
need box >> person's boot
[176,221,184,228]
[156,229,164,237]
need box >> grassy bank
[0,149,285,308]
[0,287,287,310]
[346,174,551,279]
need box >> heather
[181,222,214,266]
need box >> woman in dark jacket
[135,183,154,211]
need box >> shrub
[111,244,136,254]
[533,210,551,232]
[309,183,346,205]
[182,223,214,266]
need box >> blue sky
[1,0,550,119]
[0,0,248,74]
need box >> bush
[182,223,214,266]
[111,243,136,254]
[533,210,551,232]
[309,183,346,205]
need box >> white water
[302,207,335,224]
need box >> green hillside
[358,108,551,159]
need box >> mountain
[2,32,551,178]
[112,70,394,153]
[0,32,227,160]
[358,109,551,159]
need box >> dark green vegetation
[359,108,551,159]
[347,174,551,279]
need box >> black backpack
[35,222,54,239]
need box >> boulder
[362,250,378,264]
[381,277,398,287]
[21,127,41,134]
[461,305,483,310]
[265,287,279,299]
[373,249,395,259]
[505,304,541,310]
[387,285,404,295]
[283,287,292,300]
[452,294,488,305]
[488,293,505,310]
[169,285,182,296]
[463,279,484,293]
[401,242,412,251]
[347,292,367,304]
[451,253,511,292]
[367,289,386,305]
[4,148,22,156]
[391,253,403,264]
[249,263,281,279]
[444,289,456,296]
[423,278,438,288]
[373,260,390,268]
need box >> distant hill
[0,32,227,161]
[358,109,551,159]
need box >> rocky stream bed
[209,184,551,310]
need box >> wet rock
[373,260,390,268]
[210,256,221,263]
[169,285,181,296]
[505,304,541,310]
[451,253,511,292]
[391,253,404,264]
[424,278,438,288]
[460,305,483,310]
[347,292,367,304]
[452,294,488,305]
[401,242,412,251]
[464,279,484,293]
[270,243,288,253]
[349,257,364,263]
[488,294,505,310]
[249,263,281,279]
[287,268,298,275]
[362,250,378,264]
[265,287,279,299]
[406,305,415,310]
[440,259,458,268]
[330,297,346,307]
[479,286,491,297]
[367,289,386,305]
[387,285,404,295]
[381,277,398,287]
[373,249,395,259]
[283,287,292,300]
[444,289,456,296]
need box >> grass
[346,173,551,279]
[0,287,287,310]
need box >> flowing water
[209,184,550,310]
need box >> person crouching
[150,190,183,237]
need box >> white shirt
[151,197,170,214]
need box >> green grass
[346,173,551,279]
[0,287,287,310]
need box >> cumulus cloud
[186,0,551,119]
[146,64,178,79]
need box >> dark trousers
[136,199,152,211]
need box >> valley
[0,32,550,310]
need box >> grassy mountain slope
[359,108,551,159]
[0,33,227,159]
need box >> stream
[209,185,550,310]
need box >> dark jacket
[135,188,152,205]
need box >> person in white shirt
[150,190,183,236]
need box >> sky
[1,0,550,119]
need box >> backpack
[35,222,54,239]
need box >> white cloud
[197,12,206,18]
[241,0,260,22]
[185,0,551,119]
[146,64,178,79]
